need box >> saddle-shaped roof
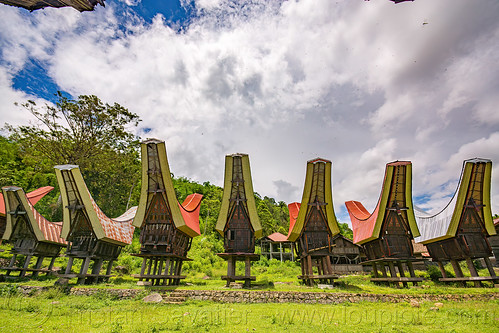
[55,165,136,246]
[133,139,202,237]
[216,153,262,238]
[414,159,495,244]
[346,161,420,245]
[287,158,340,242]
[2,186,66,245]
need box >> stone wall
[164,289,498,304]
[15,285,498,304]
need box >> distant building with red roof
[260,232,295,261]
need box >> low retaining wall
[15,286,499,304]
[165,289,498,304]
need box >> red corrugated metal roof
[178,193,203,236]
[267,232,289,242]
[287,202,300,239]
[0,186,53,216]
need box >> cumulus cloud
[0,0,498,225]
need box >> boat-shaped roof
[346,161,419,245]
[55,165,136,245]
[2,186,66,245]
[0,186,53,216]
[216,153,262,238]
[133,139,202,237]
[414,159,495,244]
[287,158,340,242]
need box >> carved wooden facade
[346,161,423,287]
[55,165,136,284]
[287,158,344,285]
[132,139,202,286]
[1,186,65,277]
[216,154,262,287]
[415,159,497,286]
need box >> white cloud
[0,0,498,226]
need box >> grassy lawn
[0,290,497,333]
[2,241,499,332]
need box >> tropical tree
[5,93,141,217]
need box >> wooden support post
[372,262,379,278]
[139,258,147,282]
[483,257,496,277]
[175,259,183,286]
[146,257,153,282]
[163,258,171,285]
[380,262,388,279]
[437,261,447,278]
[406,261,417,285]
[326,256,333,276]
[306,255,313,286]
[47,256,57,274]
[156,258,164,286]
[20,255,32,277]
[300,258,306,280]
[90,259,104,284]
[171,259,179,285]
[6,254,17,276]
[269,242,273,260]
[387,262,398,287]
[280,243,283,262]
[397,261,408,287]
[226,256,235,286]
[78,257,92,284]
[316,258,323,278]
[244,256,251,288]
[168,259,176,285]
[153,258,159,284]
[32,256,45,277]
[450,259,465,287]
[465,257,481,288]
[105,260,114,282]
[65,257,74,275]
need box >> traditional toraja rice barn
[55,165,136,284]
[345,161,423,287]
[0,186,53,241]
[489,217,499,266]
[414,159,497,286]
[131,139,203,286]
[1,186,66,277]
[287,158,358,286]
[216,154,262,288]
[0,0,104,11]
[260,232,295,262]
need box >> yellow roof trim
[446,163,472,238]
[241,154,262,238]
[216,155,233,236]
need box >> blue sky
[0,0,498,225]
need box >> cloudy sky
[0,0,498,225]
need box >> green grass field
[1,241,498,332]
[0,289,497,333]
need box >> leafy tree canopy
[4,93,141,218]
